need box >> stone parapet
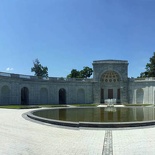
[0,72,93,82]
[93,60,128,64]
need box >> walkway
[0,108,155,155]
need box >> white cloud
[6,67,14,71]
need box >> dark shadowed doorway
[21,87,29,105]
[59,88,66,104]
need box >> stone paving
[0,108,155,155]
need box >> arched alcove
[77,89,85,104]
[59,88,66,104]
[100,71,121,103]
[40,88,48,104]
[1,85,10,104]
[21,87,29,105]
[136,88,144,104]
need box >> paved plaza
[0,108,155,155]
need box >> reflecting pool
[32,107,155,123]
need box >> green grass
[0,103,154,109]
[0,104,67,109]
[40,104,67,108]
[0,105,41,109]
[123,104,153,106]
[39,104,97,108]
[70,103,98,107]
[0,103,98,109]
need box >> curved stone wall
[0,60,155,105]
[0,72,93,105]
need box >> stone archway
[100,71,121,103]
[59,88,66,104]
[21,87,29,105]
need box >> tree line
[31,52,155,79]
[139,52,155,78]
[31,59,93,79]
[67,67,93,78]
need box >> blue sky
[0,0,155,78]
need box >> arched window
[77,89,85,104]
[59,88,66,104]
[21,87,29,105]
[101,71,120,83]
[40,88,48,104]
[136,88,144,104]
[1,85,10,104]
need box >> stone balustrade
[0,72,93,82]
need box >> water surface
[33,107,155,123]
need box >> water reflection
[33,107,155,123]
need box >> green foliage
[31,59,48,78]
[80,66,93,78]
[140,52,155,77]
[67,69,80,78]
[67,66,93,78]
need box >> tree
[140,52,155,77]
[67,66,93,78]
[67,69,80,78]
[80,66,93,78]
[31,59,48,78]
